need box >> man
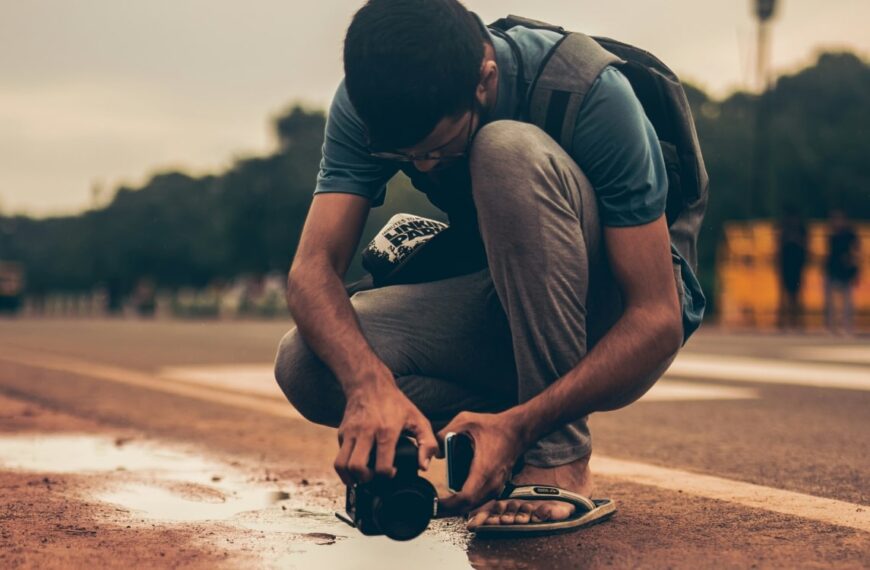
[275,0,704,533]
[777,207,808,331]
[825,209,860,335]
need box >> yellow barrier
[717,220,869,331]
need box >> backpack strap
[527,33,623,149]
[488,14,708,274]
[488,15,623,149]
[490,14,565,34]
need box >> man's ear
[478,59,498,106]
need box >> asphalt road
[0,318,867,569]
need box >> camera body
[343,436,438,541]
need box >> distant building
[717,220,870,331]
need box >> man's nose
[413,158,440,172]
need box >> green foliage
[1,53,868,312]
[687,51,870,310]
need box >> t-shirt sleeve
[570,67,668,227]
[314,80,398,207]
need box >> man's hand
[334,377,439,486]
[436,410,527,514]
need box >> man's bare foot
[466,454,593,529]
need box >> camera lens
[375,486,434,541]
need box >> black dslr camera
[337,436,438,541]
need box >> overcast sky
[2,0,868,216]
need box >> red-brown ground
[1,320,868,569]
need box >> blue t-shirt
[315,25,705,339]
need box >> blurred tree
[2,52,867,315]
[686,51,870,311]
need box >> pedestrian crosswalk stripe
[592,456,870,533]
[784,346,870,366]
[667,353,870,391]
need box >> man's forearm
[509,304,682,448]
[286,261,392,397]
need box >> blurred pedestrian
[133,277,157,318]
[777,208,807,331]
[824,209,860,335]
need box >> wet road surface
[0,319,868,568]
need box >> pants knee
[469,120,565,208]
[470,120,550,165]
[274,328,343,426]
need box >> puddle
[275,530,473,570]
[0,433,474,569]
[0,433,285,522]
[234,507,472,570]
[0,434,224,482]
[99,483,281,522]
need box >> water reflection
[0,433,223,479]
[0,433,475,569]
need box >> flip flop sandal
[472,482,616,537]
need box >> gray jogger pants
[275,121,626,467]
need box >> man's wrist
[341,360,396,400]
[502,401,552,450]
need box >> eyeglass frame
[367,95,479,162]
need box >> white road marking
[784,346,870,366]
[591,456,870,533]
[667,354,870,391]
[159,365,283,399]
[640,380,758,401]
[0,347,301,419]
[161,366,759,403]
[1,347,868,532]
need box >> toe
[484,514,502,526]
[514,511,531,524]
[532,502,551,523]
[514,503,534,524]
[484,500,507,525]
[550,502,576,521]
[499,500,521,525]
[466,500,497,530]
[531,500,576,523]
[467,510,490,530]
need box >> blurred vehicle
[0,261,25,315]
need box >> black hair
[343,0,487,150]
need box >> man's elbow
[285,272,298,313]
[285,259,313,311]
[286,254,339,310]
[656,305,684,358]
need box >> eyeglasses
[368,98,478,162]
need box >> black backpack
[489,15,708,271]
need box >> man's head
[829,208,848,230]
[343,0,495,168]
